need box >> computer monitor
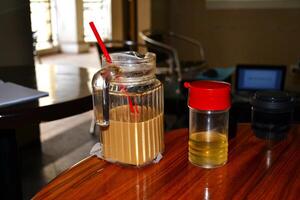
[235,65,286,91]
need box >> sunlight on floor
[40,111,93,142]
[37,46,100,68]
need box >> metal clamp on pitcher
[92,52,164,167]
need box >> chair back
[139,30,180,78]
[140,31,171,63]
[140,30,207,82]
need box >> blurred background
[1,0,300,199]
[2,0,300,67]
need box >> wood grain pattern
[33,124,300,200]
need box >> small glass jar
[250,91,294,140]
[184,81,231,168]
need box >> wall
[111,0,124,41]
[151,0,170,31]
[138,0,151,43]
[0,0,34,66]
[152,0,300,67]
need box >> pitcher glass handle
[92,65,121,128]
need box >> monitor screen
[237,66,285,91]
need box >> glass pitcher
[92,52,164,167]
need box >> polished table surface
[33,124,300,199]
[0,64,98,127]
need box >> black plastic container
[250,91,294,140]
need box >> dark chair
[139,30,207,82]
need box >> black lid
[250,91,294,111]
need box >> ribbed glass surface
[92,52,164,166]
[99,81,164,166]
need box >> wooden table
[0,64,98,199]
[33,124,300,199]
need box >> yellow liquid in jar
[189,131,228,168]
[101,105,164,166]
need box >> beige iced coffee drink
[100,105,164,166]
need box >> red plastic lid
[184,81,231,111]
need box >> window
[83,0,112,42]
[30,0,58,50]
[206,0,300,9]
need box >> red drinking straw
[120,85,135,114]
[89,22,112,63]
[89,21,135,113]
